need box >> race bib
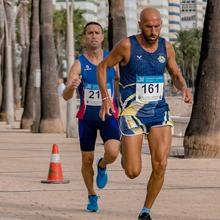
[84,83,111,106]
[136,75,164,103]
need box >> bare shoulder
[72,59,81,69]
[111,37,131,65]
[113,37,131,52]
[165,40,175,59]
[68,59,81,79]
[120,37,131,47]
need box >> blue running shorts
[119,111,173,136]
[78,116,120,151]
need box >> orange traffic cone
[41,144,70,184]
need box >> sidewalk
[0,121,219,220]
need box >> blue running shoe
[96,157,108,189]
[138,212,152,220]
[86,195,99,212]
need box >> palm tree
[20,0,33,129]
[21,0,41,130]
[174,29,202,88]
[53,8,85,77]
[0,0,4,109]
[39,0,63,133]
[184,0,220,158]
[30,0,41,133]
[108,0,127,49]
[3,0,15,125]
[53,9,66,78]
[18,0,30,107]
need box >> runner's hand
[69,77,81,90]
[99,98,115,121]
[182,87,193,104]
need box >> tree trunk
[18,0,30,108]
[55,31,63,78]
[3,0,14,126]
[66,0,77,138]
[184,0,220,158]
[0,32,6,120]
[0,0,4,109]
[12,35,20,109]
[39,0,63,133]
[29,0,41,133]
[20,0,35,129]
[108,0,127,50]
[0,0,5,120]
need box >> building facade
[54,0,206,43]
[180,0,206,29]
[124,0,138,36]
[54,0,100,23]
[169,0,181,43]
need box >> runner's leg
[99,139,120,167]
[121,134,143,179]
[81,151,96,195]
[144,126,172,208]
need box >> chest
[129,50,167,76]
[81,64,115,84]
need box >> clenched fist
[68,76,81,90]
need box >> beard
[141,31,159,43]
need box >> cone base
[41,180,70,184]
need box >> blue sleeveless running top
[119,36,169,124]
[77,51,118,121]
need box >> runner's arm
[114,64,120,99]
[97,41,127,100]
[166,42,193,103]
[63,60,81,101]
[97,39,129,120]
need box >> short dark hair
[83,21,104,34]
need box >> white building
[181,0,206,29]
[97,0,108,29]
[169,0,181,43]
[54,0,185,42]
[54,0,100,23]
[203,0,207,16]
[124,0,138,36]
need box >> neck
[139,34,158,52]
[84,48,103,64]
[86,47,102,56]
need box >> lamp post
[66,0,77,137]
[3,0,15,127]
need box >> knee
[109,149,119,161]
[152,160,167,177]
[105,147,119,163]
[125,167,141,179]
[82,155,94,168]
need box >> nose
[91,32,97,38]
[151,27,156,34]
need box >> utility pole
[66,0,77,137]
[3,0,15,127]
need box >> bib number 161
[136,82,163,102]
[142,83,159,94]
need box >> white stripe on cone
[50,154,61,163]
